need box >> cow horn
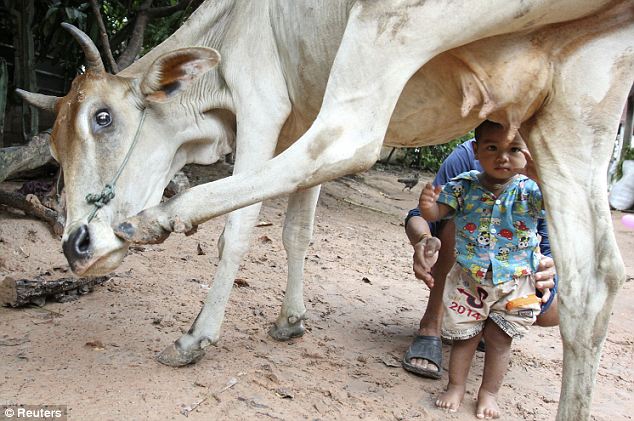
[61,22,105,73]
[15,89,59,113]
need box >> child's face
[474,128,527,182]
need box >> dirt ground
[1,163,633,421]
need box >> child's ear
[472,141,479,157]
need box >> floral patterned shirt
[438,170,544,285]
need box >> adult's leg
[418,220,456,335]
[404,220,455,376]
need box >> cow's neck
[118,0,237,174]
[152,105,236,187]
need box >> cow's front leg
[158,203,263,366]
[269,185,321,340]
[115,0,613,247]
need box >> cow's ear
[141,47,221,103]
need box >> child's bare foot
[435,383,465,412]
[476,389,501,419]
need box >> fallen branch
[0,190,64,236]
[0,275,110,307]
[0,131,53,182]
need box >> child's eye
[486,145,497,151]
[511,147,522,153]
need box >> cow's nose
[63,224,93,262]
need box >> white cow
[18,1,633,419]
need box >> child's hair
[474,120,504,142]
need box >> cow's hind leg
[269,185,321,340]
[521,32,632,419]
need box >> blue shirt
[438,171,545,285]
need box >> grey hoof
[268,320,306,341]
[156,342,206,367]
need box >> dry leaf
[234,278,250,288]
[85,340,105,351]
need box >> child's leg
[477,320,513,419]
[436,332,482,412]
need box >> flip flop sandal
[402,335,443,379]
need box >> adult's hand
[413,236,441,289]
[535,254,556,303]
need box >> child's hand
[515,149,540,183]
[418,182,442,210]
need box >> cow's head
[17,24,228,276]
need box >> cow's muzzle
[62,224,93,270]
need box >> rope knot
[86,184,115,209]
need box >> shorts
[441,264,541,340]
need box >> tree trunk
[13,0,38,141]
[0,190,65,236]
[116,0,153,70]
[0,58,8,147]
[89,0,119,73]
[0,131,53,182]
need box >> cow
[17,1,633,419]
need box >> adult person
[402,135,559,380]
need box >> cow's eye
[95,110,112,127]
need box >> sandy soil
[1,163,633,421]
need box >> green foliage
[33,1,93,71]
[143,10,193,55]
[615,144,634,180]
[26,0,198,73]
[403,131,474,172]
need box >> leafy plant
[403,131,474,172]
[29,0,200,73]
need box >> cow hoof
[156,343,206,367]
[268,320,306,341]
[115,214,171,245]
